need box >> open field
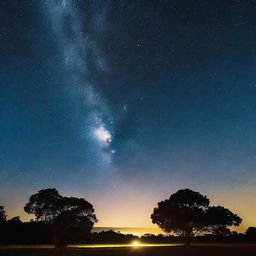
[1,244,256,256]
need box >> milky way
[42,0,114,164]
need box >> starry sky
[1,0,256,231]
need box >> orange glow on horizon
[4,185,256,235]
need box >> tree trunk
[184,236,191,247]
[185,240,191,247]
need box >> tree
[53,210,95,248]
[246,227,256,239]
[0,206,6,223]
[52,197,98,247]
[205,206,241,236]
[7,216,22,224]
[211,225,231,237]
[24,188,62,222]
[151,189,242,246]
[24,188,97,247]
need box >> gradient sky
[1,0,256,231]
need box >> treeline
[1,188,256,247]
[1,222,256,246]
[0,188,97,248]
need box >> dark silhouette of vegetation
[24,188,64,222]
[151,189,242,246]
[1,222,256,246]
[24,188,97,248]
[1,187,256,248]
[0,206,6,223]
[206,206,241,236]
[246,227,256,239]
[6,216,22,224]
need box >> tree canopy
[151,189,242,246]
[24,188,97,223]
[246,227,256,238]
[0,206,6,223]
[24,188,62,222]
[7,216,22,224]
[24,188,98,247]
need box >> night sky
[1,0,256,231]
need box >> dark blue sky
[1,0,256,229]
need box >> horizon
[1,0,256,236]
[2,186,249,233]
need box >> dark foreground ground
[1,245,256,256]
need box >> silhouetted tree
[52,197,97,248]
[211,225,231,237]
[0,206,6,223]
[24,188,62,222]
[246,227,256,239]
[151,189,241,246]
[24,188,97,248]
[7,216,22,224]
[205,206,241,236]
[53,210,94,247]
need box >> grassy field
[1,244,256,256]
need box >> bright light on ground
[68,243,182,248]
[131,241,140,247]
